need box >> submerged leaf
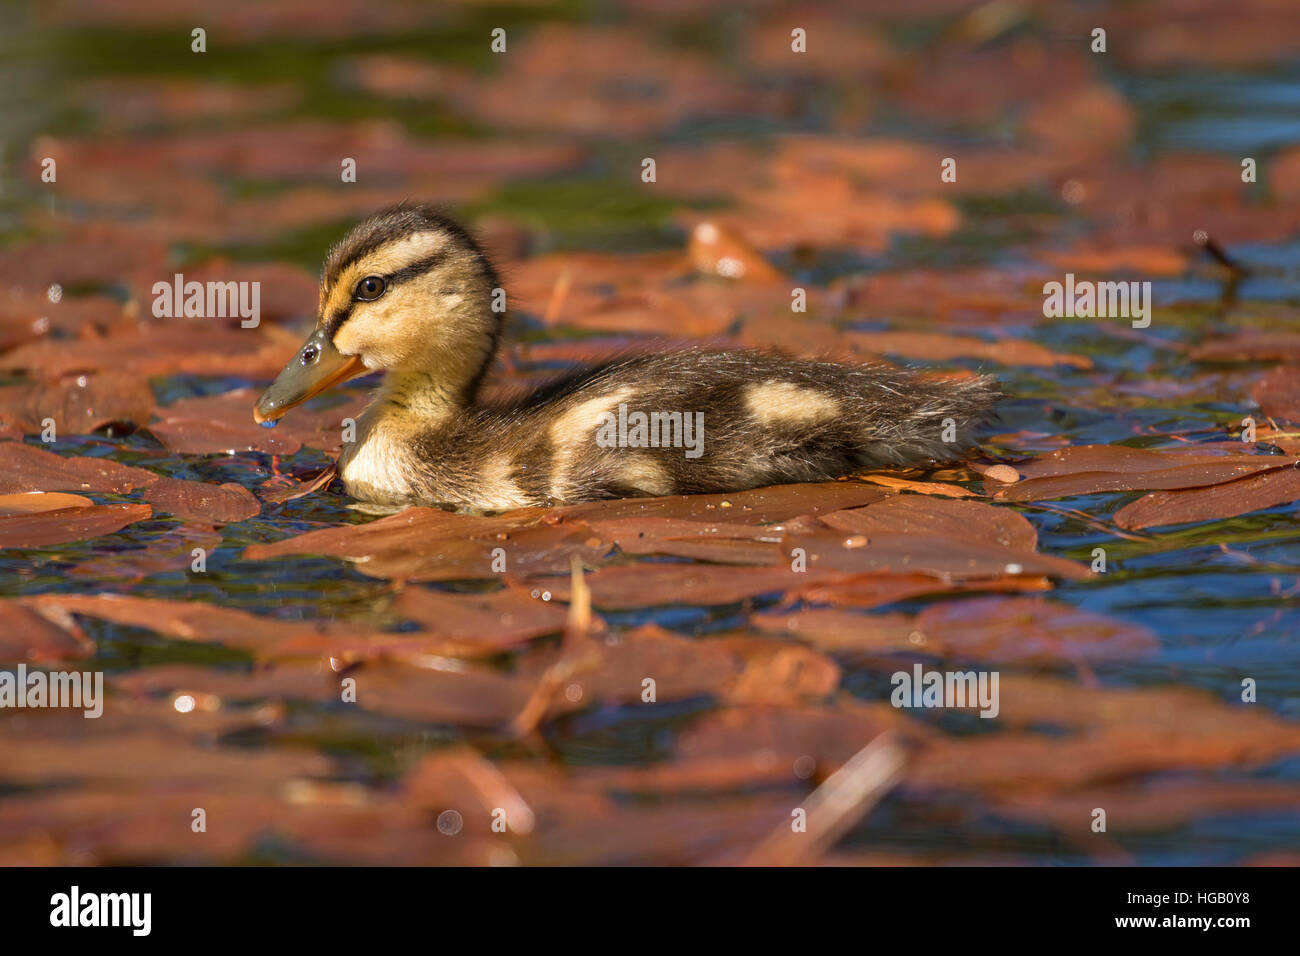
[143,477,261,524]
[1114,467,1300,530]
[0,503,153,549]
[996,445,1286,500]
[0,442,157,495]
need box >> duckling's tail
[842,366,1001,470]
[686,353,999,486]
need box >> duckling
[254,203,998,511]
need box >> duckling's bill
[254,328,366,424]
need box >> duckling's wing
[431,348,997,506]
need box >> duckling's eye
[354,275,386,301]
[300,345,319,366]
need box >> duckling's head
[254,203,500,423]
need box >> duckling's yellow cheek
[333,303,411,367]
[331,321,363,357]
[745,382,840,425]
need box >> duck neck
[361,366,470,437]
[362,304,500,433]
[354,327,499,439]
[339,318,500,503]
[337,366,474,505]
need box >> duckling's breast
[338,419,421,506]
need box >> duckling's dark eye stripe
[383,251,449,288]
[323,251,450,339]
[324,303,354,338]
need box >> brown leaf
[148,418,301,456]
[588,516,785,544]
[819,496,1038,552]
[797,571,1053,608]
[548,481,891,525]
[753,609,921,653]
[781,531,1089,580]
[0,222,167,294]
[1015,444,1255,477]
[855,475,977,497]
[843,265,1047,321]
[844,330,1091,369]
[1,324,301,381]
[909,678,1300,795]
[339,659,533,728]
[0,442,157,494]
[368,525,610,582]
[994,779,1300,834]
[991,674,1300,736]
[401,751,569,838]
[530,625,745,713]
[0,503,152,549]
[456,24,755,137]
[67,523,222,581]
[516,625,842,714]
[22,593,313,653]
[0,601,94,663]
[21,591,563,667]
[1,727,327,789]
[1022,83,1135,158]
[110,661,338,707]
[614,532,785,565]
[589,701,931,795]
[0,790,279,865]
[244,506,536,562]
[0,372,154,436]
[712,636,842,706]
[0,291,132,353]
[686,221,785,282]
[143,476,261,524]
[1251,365,1300,423]
[914,596,1158,664]
[715,174,960,254]
[392,585,571,655]
[996,445,1286,500]
[0,491,93,514]
[529,563,848,609]
[155,387,367,455]
[1192,332,1300,362]
[1036,244,1189,276]
[1114,467,1300,530]
[582,515,836,570]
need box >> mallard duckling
[254,204,998,511]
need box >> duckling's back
[409,348,998,510]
